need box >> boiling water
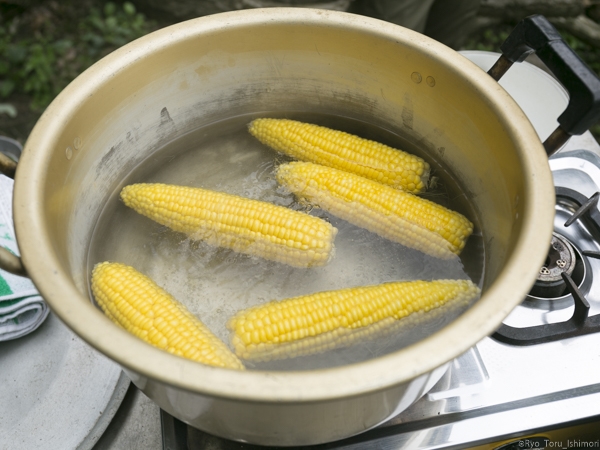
[87,113,484,370]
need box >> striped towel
[0,175,49,341]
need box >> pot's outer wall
[126,363,450,444]
[13,8,554,445]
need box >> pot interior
[87,110,484,370]
[20,9,552,380]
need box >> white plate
[0,312,129,450]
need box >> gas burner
[528,232,581,299]
[493,187,600,345]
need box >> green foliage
[464,26,511,52]
[561,31,600,75]
[0,2,155,110]
[81,2,155,59]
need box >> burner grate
[493,187,600,345]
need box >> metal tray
[0,311,129,449]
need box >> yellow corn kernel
[227,279,480,362]
[91,262,244,370]
[276,162,473,259]
[120,183,337,268]
[248,118,430,193]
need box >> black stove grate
[493,187,600,345]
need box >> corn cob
[227,279,480,362]
[248,118,430,193]
[120,183,337,268]
[91,262,244,370]
[276,162,473,259]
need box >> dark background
[1,0,599,144]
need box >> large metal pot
[0,8,571,445]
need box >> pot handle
[0,151,27,277]
[0,151,17,179]
[487,14,600,157]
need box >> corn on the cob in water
[91,262,245,370]
[248,118,430,193]
[120,183,337,268]
[276,162,473,259]
[228,279,479,362]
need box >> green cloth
[0,174,49,340]
[0,270,12,296]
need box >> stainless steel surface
[10,9,556,445]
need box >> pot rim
[15,8,555,402]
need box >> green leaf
[53,39,73,54]
[123,2,136,15]
[89,15,106,32]
[104,2,117,17]
[5,43,27,63]
[105,16,118,29]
